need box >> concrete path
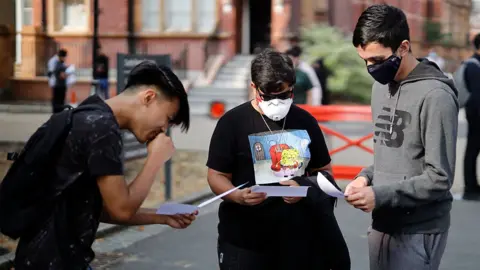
[90,199,480,270]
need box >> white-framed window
[140,0,217,33]
[142,0,161,32]
[15,0,34,64]
[22,0,33,26]
[60,0,88,31]
[196,0,216,33]
[164,0,192,32]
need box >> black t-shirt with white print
[207,101,331,251]
[14,95,124,269]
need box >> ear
[141,88,158,106]
[399,40,411,57]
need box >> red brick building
[7,0,473,101]
[11,0,300,101]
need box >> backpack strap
[6,152,19,161]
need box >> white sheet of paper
[156,203,199,215]
[198,182,248,208]
[251,185,309,197]
[156,182,248,215]
[316,173,345,198]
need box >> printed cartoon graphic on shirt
[248,129,311,184]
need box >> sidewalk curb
[0,188,214,269]
[0,104,51,114]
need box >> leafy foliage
[300,24,374,104]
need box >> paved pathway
[90,198,480,270]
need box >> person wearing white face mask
[206,49,350,270]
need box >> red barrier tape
[298,105,373,180]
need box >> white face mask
[258,98,293,121]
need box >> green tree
[300,24,374,104]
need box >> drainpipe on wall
[92,0,99,78]
[127,0,136,54]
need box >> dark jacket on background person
[54,61,67,88]
[464,53,480,112]
[358,59,458,234]
[93,54,109,79]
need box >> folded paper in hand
[251,185,308,197]
[156,182,248,215]
[316,173,345,198]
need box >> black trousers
[52,86,67,113]
[464,107,480,192]
[216,200,350,270]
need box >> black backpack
[0,104,105,239]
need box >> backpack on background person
[453,58,480,108]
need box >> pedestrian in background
[48,49,68,113]
[461,33,480,199]
[285,46,315,105]
[287,45,323,106]
[346,4,458,270]
[93,44,110,100]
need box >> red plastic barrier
[299,105,373,180]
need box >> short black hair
[353,4,410,52]
[289,35,300,43]
[251,49,296,94]
[474,33,480,50]
[58,49,67,57]
[286,46,302,57]
[125,61,190,131]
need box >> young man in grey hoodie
[345,4,459,270]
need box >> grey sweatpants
[368,227,448,270]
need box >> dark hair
[286,46,302,57]
[289,35,300,43]
[251,49,296,94]
[125,61,190,131]
[58,49,67,57]
[353,4,410,52]
[474,33,480,50]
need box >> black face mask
[367,55,402,85]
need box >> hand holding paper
[157,182,248,215]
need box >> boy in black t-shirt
[13,62,196,269]
[207,49,350,270]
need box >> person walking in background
[48,49,68,113]
[93,44,110,99]
[287,46,323,105]
[462,33,480,199]
[285,47,314,105]
[426,48,446,72]
[52,50,69,113]
[313,58,332,105]
[346,4,458,270]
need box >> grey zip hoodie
[358,59,459,234]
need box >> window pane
[62,0,87,30]
[142,0,160,32]
[164,0,192,32]
[22,9,33,25]
[196,0,216,33]
[23,0,33,8]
